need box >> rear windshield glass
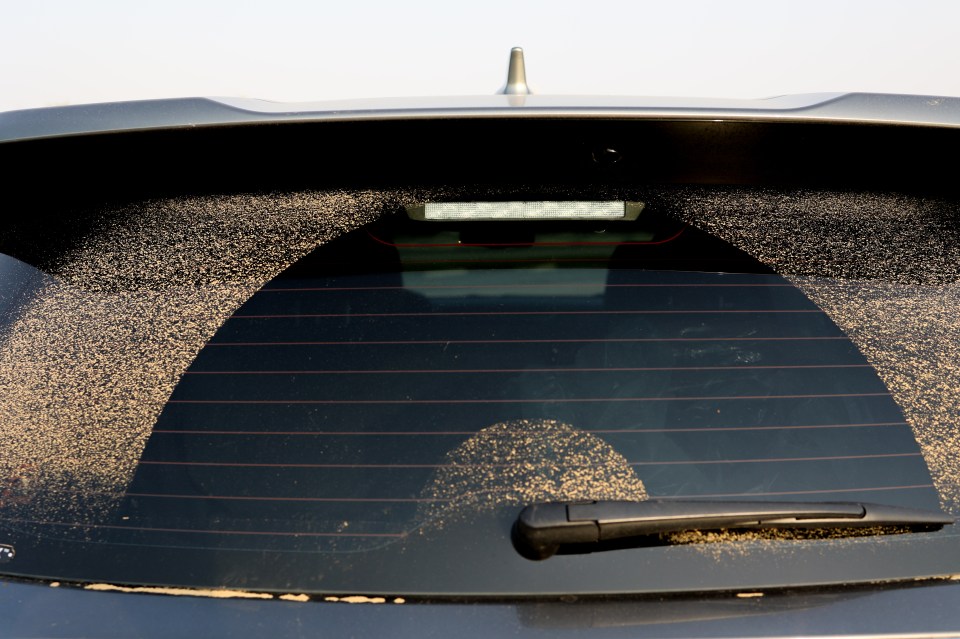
[1,188,959,596]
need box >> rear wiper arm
[513,500,953,560]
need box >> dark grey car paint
[5,577,960,639]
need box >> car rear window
[1,187,958,595]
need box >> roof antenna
[498,47,532,95]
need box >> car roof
[4,92,960,144]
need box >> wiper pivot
[513,500,953,560]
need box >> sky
[3,0,960,112]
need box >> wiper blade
[513,500,953,560]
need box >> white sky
[3,0,960,112]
